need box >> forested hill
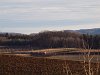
[0,31,100,49]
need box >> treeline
[0,31,100,49]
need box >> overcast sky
[0,0,100,34]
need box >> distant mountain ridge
[0,28,100,35]
[64,28,100,35]
[76,28,100,35]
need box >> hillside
[0,30,100,50]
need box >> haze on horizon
[0,0,100,34]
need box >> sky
[0,0,100,34]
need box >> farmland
[0,54,100,75]
[13,48,100,63]
[0,48,100,75]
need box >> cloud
[0,18,99,28]
[0,0,32,3]
[0,0,100,21]
[0,0,100,33]
[0,8,33,14]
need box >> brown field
[0,54,100,75]
[46,55,100,63]
[0,48,100,75]
[12,48,100,63]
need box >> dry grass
[0,54,100,75]
[14,48,78,53]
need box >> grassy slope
[0,54,100,75]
